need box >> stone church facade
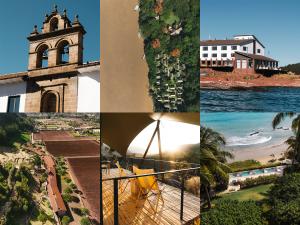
[0,6,100,113]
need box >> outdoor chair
[101,161,111,174]
[115,161,131,193]
[132,166,164,213]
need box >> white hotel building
[200,35,279,74]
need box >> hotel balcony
[101,158,200,225]
[100,113,200,225]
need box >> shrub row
[235,174,279,189]
[228,160,281,172]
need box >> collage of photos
[200,1,300,225]
[0,0,201,225]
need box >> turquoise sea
[201,112,294,150]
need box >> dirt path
[100,0,154,112]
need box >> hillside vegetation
[281,63,300,74]
[0,114,34,147]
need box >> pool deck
[102,168,200,225]
[225,165,286,193]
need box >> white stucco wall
[233,35,254,40]
[240,42,254,55]
[0,80,27,112]
[201,45,237,61]
[200,35,267,61]
[77,65,100,112]
[255,41,265,56]
[200,43,253,61]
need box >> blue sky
[201,0,300,66]
[0,0,99,74]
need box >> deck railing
[101,167,200,225]
[125,157,200,172]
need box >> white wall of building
[201,45,237,61]
[77,65,100,112]
[200,35,266,61]
[234,35,265,55]
[200,43,254,61]
[0,80,27,112]
[240,42,254,55]
[234,35,254,40]
[255,41,265,56]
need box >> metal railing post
[114,179,119,225]
[180,175,185,221]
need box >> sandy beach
[100,0,154,112]
[227,140,288,164]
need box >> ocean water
[200,87,300,112]
[200,112,294,150]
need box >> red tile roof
[43,155,67,214]
[47,177,67,212]
[235,52,278,62]
[200,39,253,46]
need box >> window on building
[231,46,237,50]
[243,46,247,51]
[212,53,217,58]
[221,53,227,57]
[50,17,59,32]
[212,46,217,51]
[37,44,49,68]
[236,60,241,69]
[57,40,70,64]
[7,96,20,113]
[221,46,227,50]
[242,60,247,69]
[202,46,208,51]
[257,49,261,54]
[202,53,208,58]
[248,60,253,68]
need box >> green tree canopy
[201,200,263,225]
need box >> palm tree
[200,126,233,209]
[272,112,300,164]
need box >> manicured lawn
[228,160,280,172]
[216,184,273,202]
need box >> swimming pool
[230,166,284,178]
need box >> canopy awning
[101,113,200,156]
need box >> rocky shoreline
[200,73,300,90]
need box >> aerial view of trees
[201,200,264,225]
[0,114,34,147]
[0,164,44,225]
[267,173,300,225]
[139,0,199,112]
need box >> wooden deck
[102,169,200,225]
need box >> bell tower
[27,5,86,76]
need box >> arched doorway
[41,92,59,112]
